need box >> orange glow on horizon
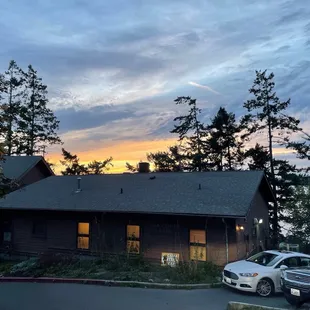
[46,139,295,175]
[47,138,178,174]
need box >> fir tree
[18,65,61,155]
[241,70,301,246]
[147,145,185,172]
[171,97,207,171]
[87,158,113,174]
[287,132,310,168]
[125,162,137,172]
[60,148,88,175]
[206,107,244,171]
[0,60,25,155]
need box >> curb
[0,277,222,290]
[228,302,285,310]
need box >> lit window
[77,222,90,249]
[127,225,140,254]
[189,230,206,261]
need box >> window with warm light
[189,230,206,261]
[77,222,90,250]
[127,225,140,254]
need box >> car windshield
[246,252,281,266]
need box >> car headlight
[239,272,258,277]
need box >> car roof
[264,250,310,257]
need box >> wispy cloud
[0,0,310,171]
[188,81,221,95]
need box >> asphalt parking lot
[0,283,308,310]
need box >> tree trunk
[30,98,35,155]
[194,107,202,172]
[6,75,13,155]
[227,144,232,170]
[29,77,35,156]
[267,102,278,247]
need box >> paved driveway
[0,283,308,310]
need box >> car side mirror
[280,265,288,270]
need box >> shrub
[202,261,221,278]
[10,258,39,276]
[101,253,150,272]
[0,261,16,275]
[164,261,220,284]
[38,252,76,268]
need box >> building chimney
[138,162,150,173]
[76,177,82,193]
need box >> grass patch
[4,253,221,284]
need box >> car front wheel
[256,278,274,297]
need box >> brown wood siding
[1,210,241,265]
[207,218,237,266]
[245,187,270,255]
[13,217,48,254]
[47,219,77,250]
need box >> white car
[223,250,310,297]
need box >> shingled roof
[0,171,272,217]
[1,156,53,180]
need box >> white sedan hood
[224,260,267,272]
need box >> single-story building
[1,155,54,189]
[0,168,273,266]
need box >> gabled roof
[0,170,272,217]
[1,156,54,180]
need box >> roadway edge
[0,277,223,289]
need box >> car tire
[256,278,274,297]
[284,294,303,309]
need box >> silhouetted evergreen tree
[206,107,244,170]
[241,70,301,246]
[18,65,61,155]
[60,148,88,175]
[0,60,25,155]
[171,96,207,171]
[88,158,113,174]
[147,145,185,172]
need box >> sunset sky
[1,0,309,173]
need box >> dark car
[281,267,310,308]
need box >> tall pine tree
[147,145,185,172]
[87,158,113,174]
[285,183,310,245]
[246,144,300,235]
[242,70,301,245]
[18,65,61,155]
[171,97,207,171]
[60,148,88,175]
[206,107,244,171]
[0,60,25,155]
[287,132,310,167]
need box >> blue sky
[0,0,309,170]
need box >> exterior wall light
[236,224,245,231]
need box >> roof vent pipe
[76,177,81,193]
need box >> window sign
[161,252,179,267]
